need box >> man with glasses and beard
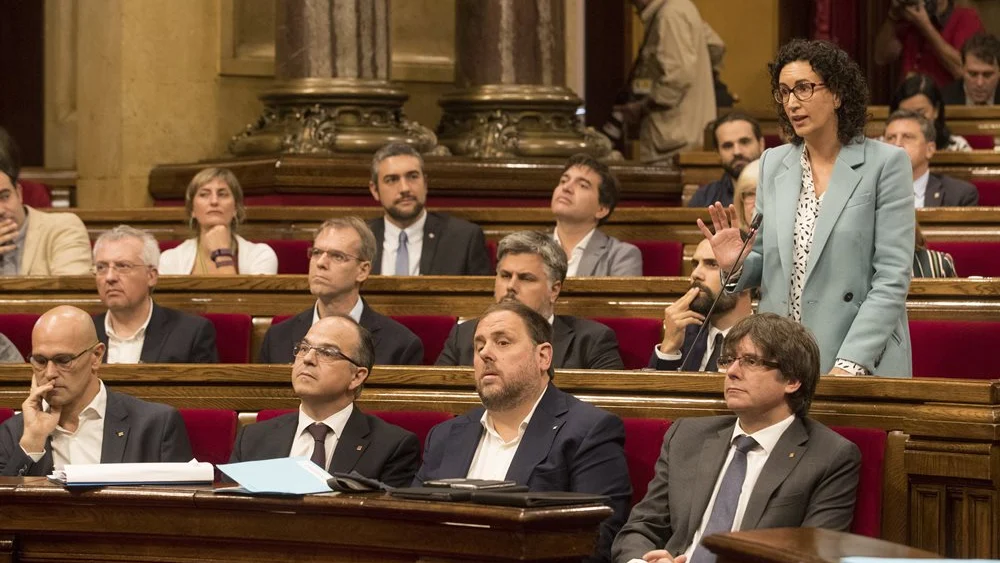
[688,112,764,208]
[367,143,491,276]
[0,306,192,476]
[649,239,752,372]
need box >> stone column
[437,0,616,159]
[230,0,438,156]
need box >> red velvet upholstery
[201,314,252,363]
[179,409,238,466]
[592,317,662,370]
[963,135,995,150]
[830,426,886,539]
[764,134,783,148]
[925,241,1000,277]
[632,240,684,276]
[0,408,14,425]
[486,240,498,271]
[623,418,672,506]
[0,313,40,358]
[18,180,52,208]
[908,319,1000,378]
[158,240,182,252]
[969,179,1000,206]
[255,409,453,451]
[255,409,294,423]
[267,239,311,274]
[391,316,458,365]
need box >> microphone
[678,213,763,372]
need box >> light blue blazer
[734,138,914,377]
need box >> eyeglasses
[773,82,827,104]
[307,247,365,265]
[292,341,361,367]
[28,342,100,371]
[717,354,781,371]
[93,262,148,275]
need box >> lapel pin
[428,233,435,239]
[117,431,124,437]
[552,425,558,430]
[356,445,363,451]
[788,453,795,458]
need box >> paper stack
[49,460,214,487]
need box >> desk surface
[704,527,941,563]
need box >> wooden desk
[0,477,610,562]
[703,527,940,563]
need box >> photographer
[874,0,983,87]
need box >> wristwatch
[210,248,234,264]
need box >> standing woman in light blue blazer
[699,39,914,378]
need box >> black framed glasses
[773,82,827,104]
[307,247,364,265]
[717,354,781,371]
[28,342,100,371]
[292,341,361,367]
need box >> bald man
[0,306,193,476]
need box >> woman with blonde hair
[158,168,277,275]
[732,159,759,232]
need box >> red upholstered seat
[925,241,1000,277]
[256,409,453,451]
[830,426,886,539]
[623,418,672,506]
[201,313,252,363]
[631,240,683,276]
[963,135,995,150]
[391,316,458,365]
[179,409,238,466]
[592,317,662,370]
[18,180,52,208]
[0,408,15,425]
[969,179,1000,206]
[0,313,40,358]
[908,319,1000,378]
[158,240,182,252]
[486,240,498,271]
[267,239,310,274]
[256,409,294,423]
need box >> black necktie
[689,435,759,563]
[307,423,330,469]
[705,332,724,372]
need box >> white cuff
[654,344,683,361]
[21,445,45,462]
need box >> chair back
[202,314,253,363]
[392,316,457,365]
[592,317,662,370]
[623,418,673,506]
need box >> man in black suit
[941,33,1000,106]
[884,110,979,207]
[92,225,218,363]
[233,314,420,487]
[258,216,423,365]
[688,112,764,208]
[367,143,491,275]
[417,301,630,562]
[0,306,193,476]
[649,239,752,372]
[436,231,624,369]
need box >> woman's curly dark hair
[769,39,870,146]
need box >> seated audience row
[0,304,862,563]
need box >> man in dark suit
[367,142,491,276]
[417,301,630,562]
[687,112,764,208]
[233,314,419,487]
[941,33,1000,105]
[649,239,752,372]
[884,110,979,207]
[92,225,218,363]
[613,313,861,563]
[436,231,624,369]
[258,217,423,365]
[0,306,193,476]
[552,153,642,276]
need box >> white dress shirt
[104,298,155,364]
[913,170,930,209]
[289,403,354,470]
[553,228,596,277]
[380,211,427,276]
[311,296,364,326]
[27,380,109,469]
[466,387,548,480]
[653,325,730,372]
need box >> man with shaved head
[0,306,193,476]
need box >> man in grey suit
[367,143,491,276]
[436,231,624,370]
[234,314,420,487]
[613,313,861,563]
[91,225,218,363]
[0,306,193,476]
[258,217,423,365]
[551,154,642,276]
[883,110,978,207]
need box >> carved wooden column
[437,0,617,159]
[230,0,438,155]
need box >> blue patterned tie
[689,435,759,563]
[395,230,410,276]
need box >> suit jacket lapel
[774,148,803,282]
[739,418,808,529]
[357,299,383,349]
[686,424,733,535]
[576,230,608,277]
[551,316,573,368]
[139,303,168,362]
[804,142,864,286]
[95,313,110,364]
[506,385,566,484]
[420,213,443,274]
[681,325,709,371]
[924,174,943,208]
[370,219,386,275]
[441,412,486,477]
[19,206,42,275]
[258,414,300,460]
[100,391,130,463]
[328,407,371,474]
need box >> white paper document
[216,456,334,495]
[49,460,214,487]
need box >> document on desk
[49,460,214,487]
[216,457,334,495]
